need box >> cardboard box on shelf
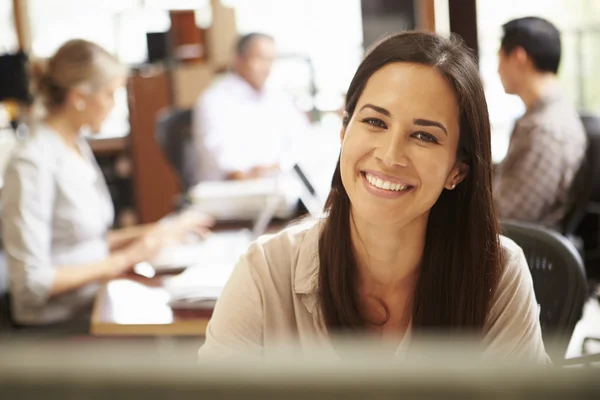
[170,10,206,63]
[206,0,237,71]
[171,63,214,108]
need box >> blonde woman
[1,40,212,333]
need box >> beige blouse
[198,219,548,363]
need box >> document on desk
[163,261,237,310]
[159,231,252,309]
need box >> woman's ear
[445,161,469,190]
[66,89,87,112]
[340,126,346,144]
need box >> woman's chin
[350,202,430,231]
[351,205,402,226]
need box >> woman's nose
[375,130,409,168]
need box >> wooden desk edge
[87,136,128,155]
[90,320,209,337]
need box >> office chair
[155,107,197,194]
[501,220,588,363]
[558,117,598,256]
[0,294,13,338]
[561,141,593,240]
[578,115,600,264]
[0,252,13,337]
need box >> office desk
[91,273,212,337]
[91,220,291,337]
[87,136,128,156]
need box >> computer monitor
[0,52,31,104]
[290,162,325,217]
[146,32,171,64]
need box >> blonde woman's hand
[160,210,215,243]
[107,233,164,278]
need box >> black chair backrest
[155,108,196,192]
[561,114,600,235]
[581,114,600,202]
[0,293,13,337]
[501,220,588,361]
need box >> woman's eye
[413,131,438,144]
[362,118,387,129]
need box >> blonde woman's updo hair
[30,39,126,111]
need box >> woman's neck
[45,111,81,149]
[350,211,427,290]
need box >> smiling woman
[198,31,549,364]
[326,37,481,334]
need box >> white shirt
[1,124,114,325]
[193,73,309,181]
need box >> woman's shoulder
[242,218,322,291]
[499,234,524,263]
[482,235,547,363]
[258,217,321,248]
[9,125,61,167]
[498,234,529,277]
[489,234,535,318]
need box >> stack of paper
[162,250,240,310]
[165,286,223,310]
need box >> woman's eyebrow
[414,118,448,135]
[359,104,391,117]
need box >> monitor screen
[0,52,31,104]
[146,32,170,64]
[291,163,324,216]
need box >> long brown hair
[318,31,501,334]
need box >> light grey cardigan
[1,125,113,325]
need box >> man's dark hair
[501,17,561,74]
[235,33,274,57]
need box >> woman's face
[340,62,467,228]
[80,76,125,133]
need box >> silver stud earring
[451,184,456,190]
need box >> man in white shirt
[193,33,309,181]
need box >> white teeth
[364,173,409,192]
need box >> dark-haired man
[193,33,308,181]
[494,17,587,230]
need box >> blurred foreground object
[0,339,599,399]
